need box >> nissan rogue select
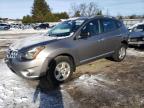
[5,16,129,84]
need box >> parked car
[5,16,129,84]
[0,24,10,30]
[33,23,49,30]
[128,22,144,46]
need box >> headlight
[21,46,45,60]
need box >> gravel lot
[0,33,144,108]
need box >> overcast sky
[0,0,144,19]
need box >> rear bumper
[5,57,51,79]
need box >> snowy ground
[0,59,78,108]
[0,33,144,108]
[0,53,144,108]
[0,29,48,35]
[127,47,144,57]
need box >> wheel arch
[48,53,76,72]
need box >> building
[0,18,22,24]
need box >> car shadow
[33,76,64,108]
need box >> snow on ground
[0,53,144,107]
[74,74,114,88]
[0,29,48,35]
[0,60,78,108]
[127,48,144,57]
[70,74,116,96]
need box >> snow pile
[73,74,115,94]
[75,74,114,85]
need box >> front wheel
[112,44,127,62]
[47,56,74,84]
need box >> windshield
[47,19,86,37]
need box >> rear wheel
[112,44,127,62]
[47,56,74,84]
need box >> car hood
[129,32,144,38]
[9,34,66,50]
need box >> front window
[81,20,99,37]
[47,19,86,37]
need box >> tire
[47,56,75,84]
[112,44,127,62]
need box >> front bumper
[5,57,51,79]
[128,41,144,46]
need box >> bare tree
[70,2,102,17]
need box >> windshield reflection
[47,19,85,37]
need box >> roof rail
[92,15,116,19]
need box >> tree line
[19,0,144,24]
[22,0,69,23]
[22,0,103,24]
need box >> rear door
[98,18,122,53]
[74,19,103,62]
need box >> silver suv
[5,16,128,84]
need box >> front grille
[7,49,18,58]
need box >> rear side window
[101,19,118,33]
